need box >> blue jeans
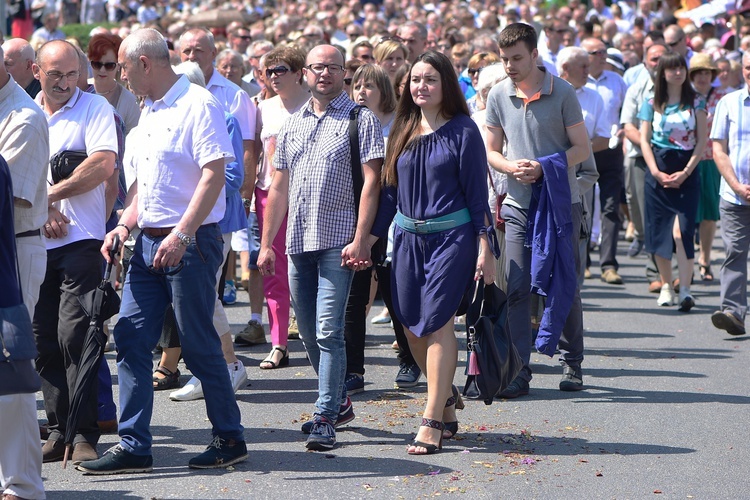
[289,247,353,422]
[114,224,244,455]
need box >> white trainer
[657,283,675,307]
[169,376,203,401]
[229,361,248,393]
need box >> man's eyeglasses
[305,63,344,75]
[587,49,607,57]
[40,68,80,82]
[234,35,252,41]
[344,77,352,85]
[265,66,291,78]
[91,61,118,71]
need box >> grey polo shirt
[620,75,654,159]
[485,67,583,209]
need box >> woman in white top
[255,46,310,369]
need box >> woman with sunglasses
[254,46,310,369]
[465,52,501,114]
[86,33,139,134]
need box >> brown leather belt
[16,229,41,238]
[142,227,174,237]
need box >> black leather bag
[463,282,522,404]
[50,150,88,185]
[0,304,41,396]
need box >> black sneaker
[559,365,584,392]
[76,444,153,475]
[395,362,421,389]
[188,437,248,469]
[497,377,530,399]
[305,415,336,451]
[301,396,355,434]
[344,373,365,394]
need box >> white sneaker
[229,361,248,392]
[169,376,203,401]
[657,283,675,307]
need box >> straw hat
[689,52,718,80]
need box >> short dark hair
[498,23,537,53]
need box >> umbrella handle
[110,234,121,262]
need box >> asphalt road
[38,236,750,499]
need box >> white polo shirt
[206,70,256,141]
[127,75,234,228]
[576,85,610,141]
[37,88,118,250]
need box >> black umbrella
[62,235,121,468]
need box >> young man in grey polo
[485,23,591,398]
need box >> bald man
[2,38,41,98]
[257,44,384,451]
[32,39,118,465]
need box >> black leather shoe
[559,365,584,391]
[497,377,530,399]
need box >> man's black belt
[16,229,41,238]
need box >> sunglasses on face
[234,35,252,41]
[667,37,683,48]
[587,49,607,57]
[344,77,353,85]
[265,66,290,78]
[468,67,482,76]
[91,61,118,71]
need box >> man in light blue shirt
[709,51,750,337]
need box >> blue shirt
[0,154,22,309]
[711,86,750,206]
[219,113,248,234]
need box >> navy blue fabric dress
[372,114,491,337]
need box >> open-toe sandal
[259,346,289,369]
[153,366,180,391]
[699,264,714,282]
[408,418,444,455]
[443,385,464,440]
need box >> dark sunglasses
[468,68,482,76]
[587,49,607,57]
[234,35,252,40]
[667,37,684,48]
[344,77,352,85]
[91,61,118,71]
[265,66,290,78]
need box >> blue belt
[394,208,472,234]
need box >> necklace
[97,85,116,96]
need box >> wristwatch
[242,198,252,209]
[171,229,193,246]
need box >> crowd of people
[3,0,750,497]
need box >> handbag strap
[349,105,363,218]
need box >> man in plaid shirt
[258,44,384,451]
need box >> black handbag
[0,156,41,396]
[50,150,88,185]
[463,282,522,404]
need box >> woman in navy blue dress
[369,51,496,455]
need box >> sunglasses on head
[91,61,118,71]
[265,66,290,78]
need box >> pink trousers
[255,187,290,346]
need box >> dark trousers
[594,148,625,271]
[375,264,416,366]
[344,269,372,375]
[33,239,103,445]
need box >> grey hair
[216,48,243,64]
[122,28,170,64]
[556,46,588,76]
[180,28,215,51]
[476,62,507,104]
[173,60,205,87]
[248,40,274,58]
[397,21,427,39]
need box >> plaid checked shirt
[274,91,384,254]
